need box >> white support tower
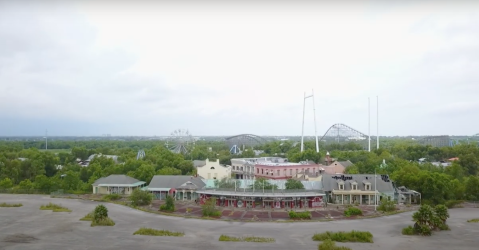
[44,129,48,151]
[300,89,319,153]
[368,98,371,152]
[377,96,379,150]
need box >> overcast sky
[1,0,478,137]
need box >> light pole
[43,129,48,150]
[374,168,377,211]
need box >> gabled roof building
[92,175,146,195]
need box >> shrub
[402,226,415,235]
[202,197,221,217]
[378,200,396,212]
[103,194,121,201]
[0,202,22,207]
[129,189,153,206]
[467,218,479,223]
[318,239,352,250]
[159,196,175,212]
[434,205,449,224]
[445,200,463,209]
[289,211,312,219]
[133,227,184,237]
[93,205,108,221]
[40,203,71,212]
[312,230,373,243]
[344,207,362,217]
[218,235,275,243]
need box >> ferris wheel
[165,129,195,154]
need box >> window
[257,168,259,174]
[277,170,280,176]
[214,173,217,178]
[365,184,370,190]
[210,167,215,169]
[352,184,357,190]
[290,169,292,175]
[339,184,344,190]
[262,169,264,174]
[207,173,211,179]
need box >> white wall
[197,159,231,180]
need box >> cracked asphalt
[1,194,478,250]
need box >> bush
[0,202,22,207]
[202,197,221,217]
[318,239,352,250]
[445,200,464,208]
[289,211,312,219]
[378,200,396,212]
[91,217,115,227]
[401,226,415,235]
[40,203,71,212]
[218,235,275,243]
[133,227,184,237]
[94,204,108,221]
[410,204,450,235]
[103,194,121,201]
[344,207,362,217]
[129,189,153,206]
[312,230,373,243]
[467,218,479,223]
[159,196,175,212]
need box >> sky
[1,0,478,137]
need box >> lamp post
[374,168,377,211]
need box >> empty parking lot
[1,194,478,250]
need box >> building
[147,175,206,200]
[254,161,323,180]
[322,160,352,174]
[231,157,323,180]
[92,175,146,195]
[197,179,325,209]
[396,186,421,204]
[321,174,395,205]
[196,158,231,180]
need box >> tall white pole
[301,92,306,152]
[312,89,319,153]
[375,169,377,211]
[368,98,371,152]
[377,96,379,150]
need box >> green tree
[160,195,175,212]
[0,177,14,189]
[129,189,152,206]
[157,167,181,175]
[285,179,304,189]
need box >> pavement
[1,194,479,250]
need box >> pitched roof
[93,175,144,186]
[321,174,395,193]
[148,175,206,190]
[193,160,206,168]
[337,160,353,168]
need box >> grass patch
[289,211,312,219]
[344,207,363,217]
[91,217,115,227]
[80,212,94,221]
[318,239,352,250]
[40,202,71,212]
[0,202,23,207]
[467,218,479,223]
[402,226,415,235]
[133,227,184,237]
[312,230,373,243]
[219,235,275,243]
[103,194,122,201]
